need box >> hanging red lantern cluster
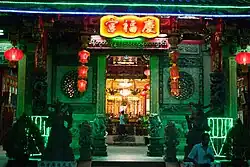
[169,50,180,96]
[77,49,90,92]
[78,50,90,64]
[144,69,150,77]
[144,83,150,91]
[78,65,89,79]
[140,90,147,97]
[4,47,24,62]
[235,51,250,65]
[140,83,150,97]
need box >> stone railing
[30,116,233,157]
[207,117,233,157]
[30,115,50,156]
[31,116,50,143]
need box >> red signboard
[100,15,160,38]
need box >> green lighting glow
[31,116,50,145]
[111,37,144,42]
[0,1,249,9]
[208,117,233,157]
[30,116,233,157]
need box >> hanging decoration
[144,83,150,91]
[120,89,131,97]
[4,39,24,68]
[78,80,87,92]
[78,50,90,64]
[78,65,89,79]
[77,49,90,93]
[4,47,24,62]
[142,65,150,97]
[235,51,250,65]
[169,50,179,63]
[170,80,180,96]
[210,18,223,72]
[144,69,150,77]
[170,64,179,81]
[169,50,180,96]
[140,90,147,97]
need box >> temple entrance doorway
[105,55,150,146]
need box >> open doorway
[105,55,150,145]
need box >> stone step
[112,142,146,146]
[92,161,165,167]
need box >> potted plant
[3,114,44,166]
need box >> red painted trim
[181,40,204,45]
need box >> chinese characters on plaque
[100,15,160,38]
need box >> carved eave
[0,1,249,15]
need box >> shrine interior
[106,55,150,139]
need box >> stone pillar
[150,55,160,114]
[147,55,163,157]
[31,29,48,115]
[46,42,53,104]
[16,51,27,119]
[96,55,106,115]
[210,19,225,114]
[92,55,107,156]
[228,57,238,119]
[16,42,36,118]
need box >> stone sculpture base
[147,137,163,156]
[77,161,92,167]
[165,162,179,167]
[92,137,107,156]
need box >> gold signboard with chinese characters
[100,15,160,38]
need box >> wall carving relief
[162,67,200,105]
[56,66,93,103]
[159,45,203,114]
[168,71,195,100]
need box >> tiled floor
[0,145,182,164]
[92,146,166,162]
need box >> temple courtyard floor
[0,146,229,167]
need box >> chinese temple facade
[0,0,250,159]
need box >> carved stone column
[92,55,107,156]
[147,55,163,156]
[228,57,238,119]
[31,17,49,115]
[150,55,160,114]
[16,43,28,118]
[16,34,36,118]
[209,19,225,113]
[96,55,106,115]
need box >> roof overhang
[0,1,250,17]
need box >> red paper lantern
[77,80,87,92]
[78,50,90,64]
[140,90,147,96]
[169,50,180,63]
[78,65,88,79]
[144,69,150,77]
[235,52,250,65]
[144,83,150,90]
[4,47,24,61]
[170,80,179,96]
[170,64,179,80]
